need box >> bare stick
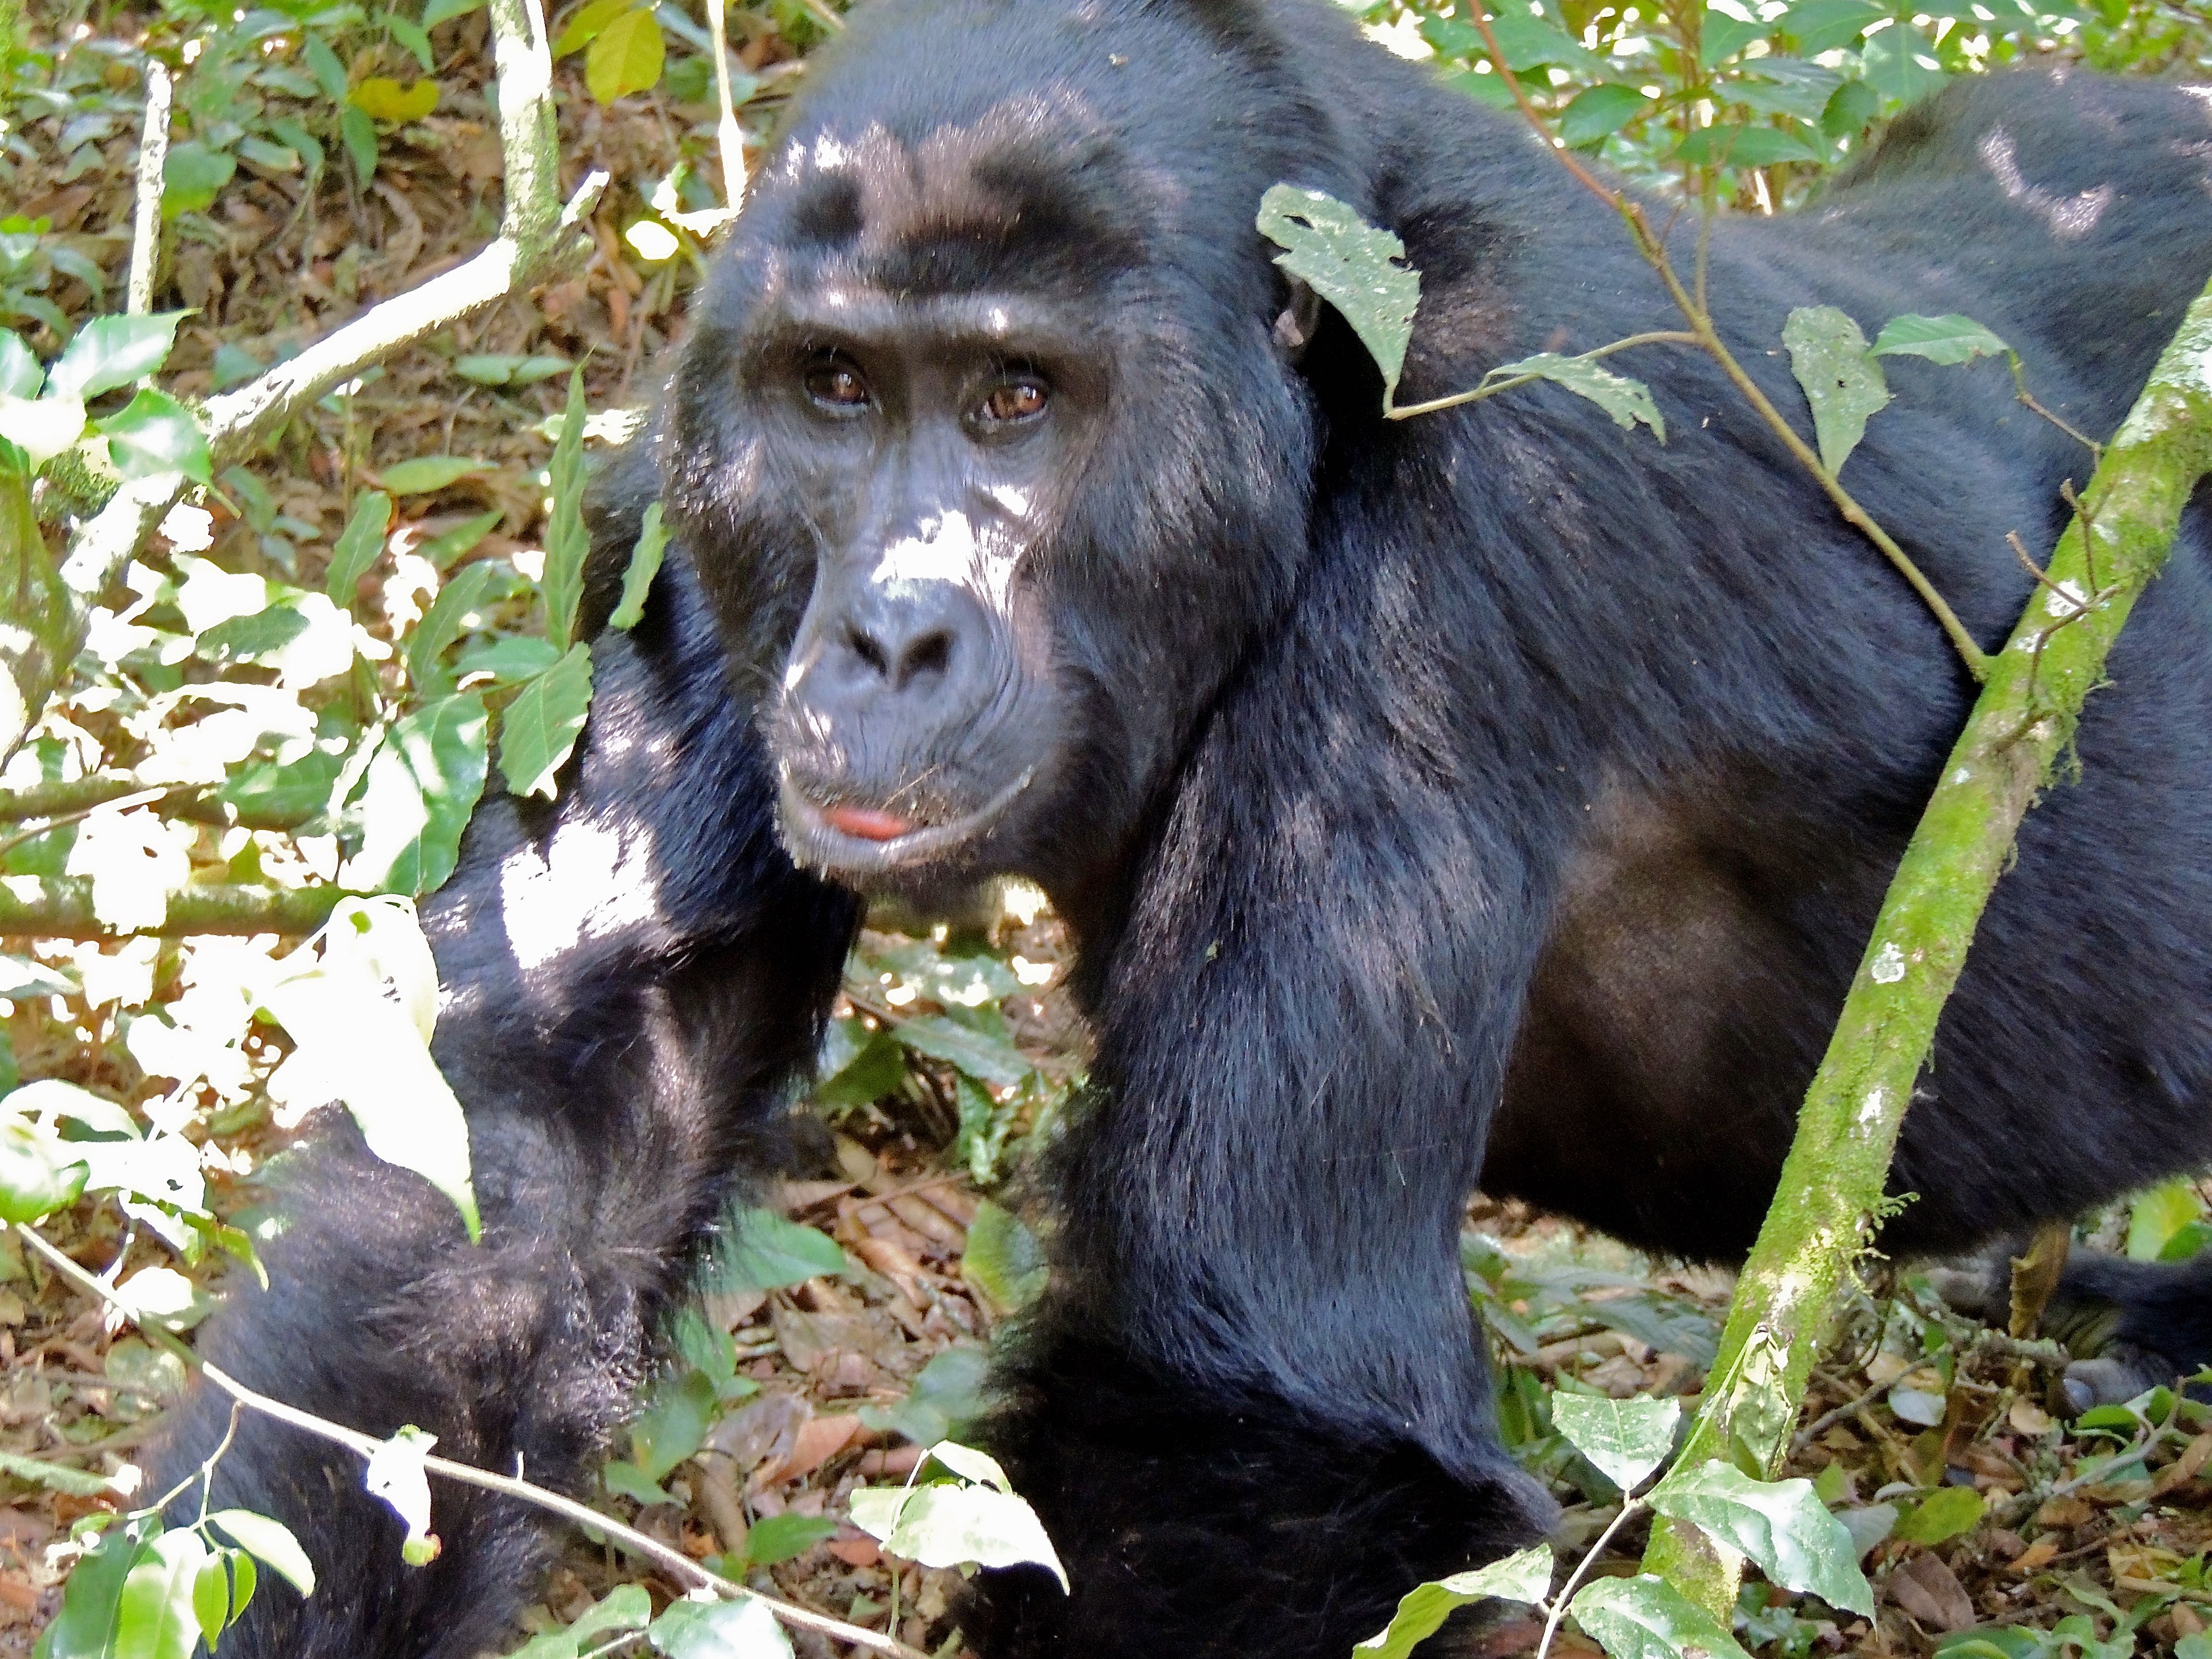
[706,0,747,212]
[11,1226,928,1659]
[1533,1498,1644,1659]
[126,63,172,319]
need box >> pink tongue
[825,804,914,842]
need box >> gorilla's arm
[145,553,857,1659]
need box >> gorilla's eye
[804,354,872,411]
[978,379,1049,426]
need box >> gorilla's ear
[1271,276,1323,363]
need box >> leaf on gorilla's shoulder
[1486,351,1666,441]
[1256,184,1420,408]
[1782,305,1890,476]
[498,642,594,801]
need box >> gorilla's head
[661,0,1360,906]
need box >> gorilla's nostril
[896,628,955,690]
[846,624,890,677]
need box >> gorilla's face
[745,281,1106,894]
[665,18,1337,907]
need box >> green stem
[1641,274,2212,1616]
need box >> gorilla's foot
[1931,1245,2212,1410]
[960,1336,1554,1659]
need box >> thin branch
[2009,355,2103,463]
[0,878,360,938]
[10,1224,925,1659]
[126,63,172,320]
[1534,1497,1644,1659]
[705,0,747,213]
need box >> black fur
[144,10,2212,1658]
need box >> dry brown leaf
[1889,1551,1975,1631]
[2008,1536,2061,1575]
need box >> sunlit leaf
[423,0,488,26]
[341,693,489,897]
[115,1527,208,1659]
[1782,305,1889,476]
[553,0,637,56]
[1354,1545,1554,1659]
[498,642,594,800]
[649,1595,793,1659]
[0,393,84,468]
[0,1113,86,1224]
[543,369,589,651]
[407,560,499,697]
[327,490,394,605]
[98,389,211,484]
[349,76,439,123]
[363,1426,440,1564]
[609,501,667,630]
[375,455,489,495]
[1257,185,1420,409]
[849,1479,1068,1588]
[1700,0,1768,64]
[509,1585,653,1658]
[0,333,43,400]
[1488,351,1666,440]
[1568,1574,1754,1659]
[1870,313,2012,367]
[1861,22,1948,104]
[891,1012,1032,1087]
[191,1556,228,1652]
[1558,83,1651,145]
[1551,1393,1680,1493]
[1782,0,1887,53]
[207,1512,316,1598]
[0,1447,121,1497]
[39,1516,156,1659]
[586,6,665,104]
[47,312,187,401]
[1644,1459,1874,1614]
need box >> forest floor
[3,8,2211,1657]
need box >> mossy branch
[0,879,360,938]
[1640,274,2212,1617]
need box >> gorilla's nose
[806,578,994,719]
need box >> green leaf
[0,1115,86,1225]
[858,1345,992,1448]
[1568,1574,1754,1659]
[1860,23,1947,105]
[41,1520,155,1659]
[498,642,595,800]
[1781,0,1887,53]
[207,1511,315,1597]
[586,5,664,101]
[1870,313,2013,368]
[1551,1394,1680,1493]
[1731,59,1840,122]
[423,0,488,26]
[191,1557,228,1652]
[1353,1545,1555,1659]
[418,508,506,571]
[602,1460,673,1505]
[349,76,439,123]
[2129,1179,2209,1262]
[327,490,394,605]
[1892,1484,1985,1545]
[0,333,42,400]
[1557,83,1651,146]
[407,560,499,697]
[1782,305,1889,476]
[963,1199,1046,1311]
[0,1446,120,1497]
[1673,122,1824,167]
[376,455,488,494]
[385,12,436,72]
[609,501,667,630]
[814,1018,904,1109]
[1489,351,1666,441]
[632,1368,716,1481]
[554,0,637,56]
[891,1012,1032,1087]
[1701,0,1768,64]
[453,353,573,386]
[707,1206,847,1295]
[649,1596,793,1659]
[1822,77,1880,140]
[745,1514,839,1567]
[1643,1459,1875,1615]
[543,368,589,651]
[161,141,236,219]
[115,1528,209,1659]
[1256,184,1420,409]
[97,389,210,484]
[225,1548,256,1626]
[303,32,350,100]
[341,692,490,896]
[453,635,560,684]
[47,313,188,401]
[849,1480,1068,1588]
[340,104,379,190]
[508,1584,654,1658]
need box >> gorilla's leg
[144,559,856,1659]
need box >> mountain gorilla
[145,2,2212,1654]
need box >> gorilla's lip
[777,765,1038,876]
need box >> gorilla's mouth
[776,765,1038,878]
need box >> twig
[2010,356,2103,463]
[1534,1497,1643,1659]
[705,0,747,213]
[126,63,172,319]
[10,1225,928,1659]
[1791,1376,1889,1454]
[1455,7,1990,682]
